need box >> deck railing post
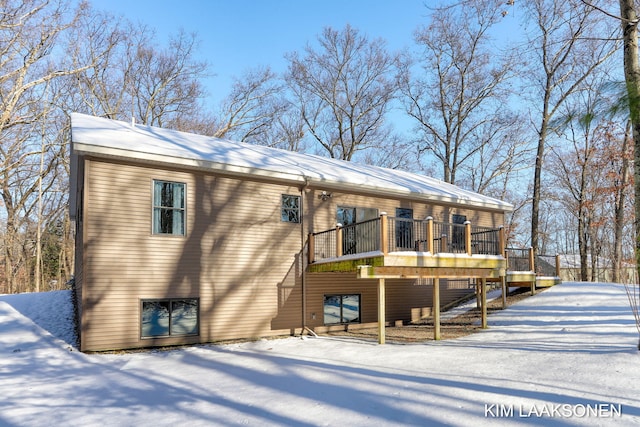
[336,224,343,258]
[528,247,535,272]
[380,212,388,256]
[426,216,434,253]
[308,233,315,264]
[441,234,448,253]
[528,247,535,295]
[555,253,561,277]
[499,226,505,257]
[464,221,472,256]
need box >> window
[323,294,361,325]
[395,208,413,249]
[337,206,378,255]
[337,206,378,225]
[281,194,300,223]
[452,214,467,251]
[153,180,185,235]
[141,298,199,338]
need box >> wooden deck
[306,214,561,345]
[309,251,506,279]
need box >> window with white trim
[153,180,185,235]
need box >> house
[558,254,637,284]
[69,113,513,352]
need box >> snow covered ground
[1,281,639,426]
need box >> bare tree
[608,121,633,283]
[522,0,618,254]
[398,0,516,186]
[67,15,144,120]
[0,0,107,293]
[67,15,210,130]
[285,24,398,161]
[130,29,209,128]
[548,112,603,281]
[212,67,304,151]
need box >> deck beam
[357,265,503,280]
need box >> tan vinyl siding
[73,156,86,338]
[304,274,475,329]
[78,157,505,351]
[80,158,303,351]
[304,188,505,233]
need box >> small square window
[153,180,185,235]
[281,194,300,223]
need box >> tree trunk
[531,116,549,254]
[613,121,631,284]
[578,202,589,281]
[619,0,640,288]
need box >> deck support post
[481,277,488,329]
[504,247,511,308]
[433,278,441,340]
[501,274,507,309]
[378,278,386,344]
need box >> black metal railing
[536,254,557,276]
[505,248,531,271]
[388,217,428,252]
[341,218,381,255]
[312,228,337,260]
[471,225,501,255]
[311,215,503,262]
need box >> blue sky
[91,0,439,104]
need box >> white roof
[70,113,512,212]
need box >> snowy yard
[1,281,639,426]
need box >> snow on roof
[70,113,513,212]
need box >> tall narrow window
[281,194,301,223]
[153,180,185,235]
[452,214,467,252]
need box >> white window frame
[152,180,186,236]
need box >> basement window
[323,294,361,325]
[141,298,199,338]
